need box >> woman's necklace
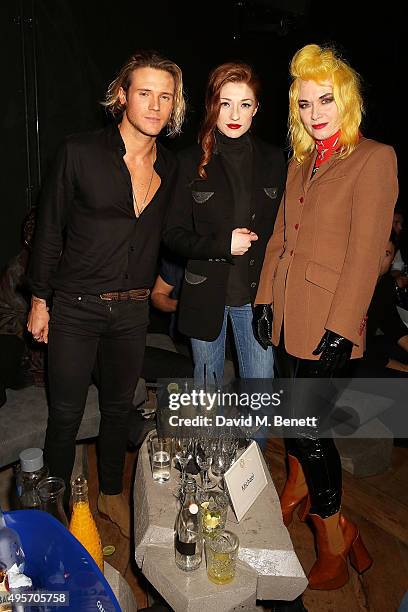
[132,143,156,218]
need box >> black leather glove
[312,330,353,377]
[252,304,273,350]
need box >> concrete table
[134,437,307,612]
[104,562,138,611]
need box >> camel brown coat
[255,138,399,360]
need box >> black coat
[163,135,286,341]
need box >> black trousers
[141,346,193,381]
[44,291,148,496]
[274,334,343,518]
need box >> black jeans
[44,291,148,496]
[274,334,343,518]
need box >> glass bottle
[69,475,104,573]
[174,479,202,571]
[16,448,49,509]
[179,477,198,508]
[36,477,68,527]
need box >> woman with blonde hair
[254,43,398,589]
[164,62,286,383]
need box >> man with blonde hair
[28,50,185,536]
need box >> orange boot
[308,512,372,590]
[280,454,310,526]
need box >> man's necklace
[132,143,156,218]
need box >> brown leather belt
[99,289,150,301]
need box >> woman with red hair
[164,62,286,383]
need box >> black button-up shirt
[29,123,177,299]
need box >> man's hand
[396,276,408,289]
[231,228,258,256]
[386,358,408,372]
[27,297,50,344]
[311,330,353,376]
[397,335,408,353]
[253,304,273,350]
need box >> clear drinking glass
[195,438,217,490]
[149,433,172,483]
[36,477,68,527]
[205,530,239,585]
[239,419,262,447]
[198,490,229,539]
[211,437,238,480]
[173,437,194,497]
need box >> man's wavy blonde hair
[288,44,364,163]
[102,50,185,137]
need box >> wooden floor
[86,437,408,612]
[86,443,150,610]
[266,439,408,612]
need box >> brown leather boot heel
[280,454,310,526]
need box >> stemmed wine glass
[239,413,263,447]
[195,438,217,490]
[173,437,194,498]
[212,436,239,489]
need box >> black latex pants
[275,333,344,518]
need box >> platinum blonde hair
[288,44,364,163]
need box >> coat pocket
[184,270,208,285]
[305,261,340,294]
[192,190,214,204]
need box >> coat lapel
[301,152,316,193]
[195,149,234,224]
[197,149,231,195]
[302,151,340,192]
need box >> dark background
[1,0,406,269]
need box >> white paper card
[223,441,268,522]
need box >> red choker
[314,130,341,169]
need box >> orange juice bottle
[69,475,104,573]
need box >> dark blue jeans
[191,304,274,384]
[44,291,149,496]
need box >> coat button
[249,259,255,266]
[299,197,304,203]
[295,223,299,230]
[251,282,257,288]
[130,245,135,252]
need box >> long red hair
[198,62,260,179]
